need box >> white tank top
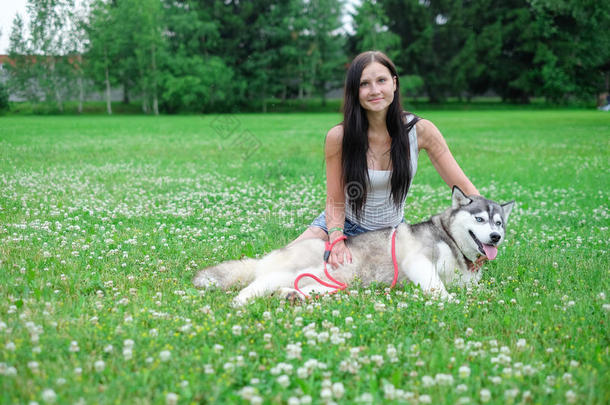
[344,118,418,230]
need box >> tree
[159,0,237,113]
[349,0,401,61]
[6,0,77,111]
[86,0,121,114]
[303,0,346,105]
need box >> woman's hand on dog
[329,239,352,269]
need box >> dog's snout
[490,233,501,243]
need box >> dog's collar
[465,255,486,272]
[439,220,484,273]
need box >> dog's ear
[452,186,472,208]
[501,201,515,223]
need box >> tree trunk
[104,61,112,114]
[298,57,304,99]
[152,43,159,115]
[123,81,130,104]
[78,75,84,114]
[142,89,148,113]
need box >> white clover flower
[232,325,242,336]
[603,303,610,312]
[454,338,465,349]
[345,316,353,325]
[435,373,454,386]
[123,348,133,360]
[422,375,435,387]
[239,387,256,400]
[456,384,468,392]
[41,389,57,404]
[277,375,290,388]
[504,388,519,400]
[286,343,302,359]
[479,388,491,403]
[458,365,471,378]
[332,382,345,399]
[297,367,308,379]
[214,344,224,353]
[565,390,577,404]
[160,350,171,362]
[386,345,398,362]
[419,394,432,404]
[383,383,395,400]
[465,327,473,336]
[165,392,178,405]
[123,339,135,349]
[287,397,300,405]
[371,354,384,367]
[300,395,312,405]
[94,360,105,372]
[516,338,527,350]
[104,344,114,353]
[320,388,332,400]
[489,376,502,385]
[223,362,235,372]
[149,328,158,337]
[374,301,386,312]
[356,392,373,404]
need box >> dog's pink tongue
[483,244,498,260]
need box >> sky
[0,0,358,54]
[0,0,28,53]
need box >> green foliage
[382,0,610,103]
[161,55,237,113]
[0,82,9,112]
[350,0,402,61]
[4,0,609,112]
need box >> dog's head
[446,186,515,262]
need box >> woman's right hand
[328,238,352,269]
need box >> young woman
[293,51,479,269]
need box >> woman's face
[358,62,397,113]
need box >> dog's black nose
[490,233,501,243]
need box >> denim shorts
[309,211,372,237]
[309,211,406,237]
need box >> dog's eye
[495,221,502,226]
[475,217,484,223]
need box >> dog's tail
[193,258,257,289]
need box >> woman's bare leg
[288,226,328,247]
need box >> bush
[0,82,9,112]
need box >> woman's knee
[292,227,328,244]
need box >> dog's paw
[278,288,305,304]
[192,272,218,289]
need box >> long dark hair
[341,51,419,219]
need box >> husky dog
[193,187,514,305]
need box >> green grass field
[0,110,608,404]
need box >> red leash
[294,229,399,299]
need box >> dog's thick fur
[193,187,514,305]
